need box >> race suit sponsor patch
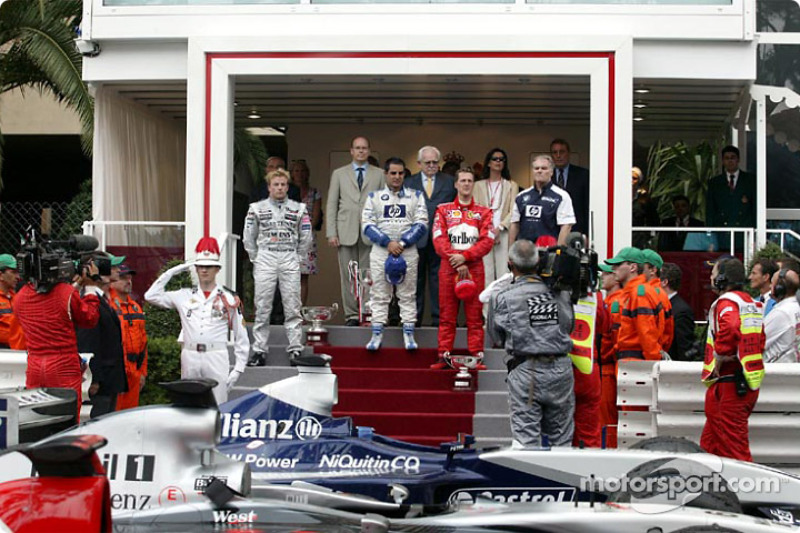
[527,294,558,326]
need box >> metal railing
[617,360,800,466]
[82,221,241,290]
[631,226,755,266]
[82,220,186,250]
[767,228,800,258]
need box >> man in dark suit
[661,262,696,361]
[659,194,705,251]
[550,139,590,236]
[77,253,127,418]
[404,145,456,326]
[706,145,756,249]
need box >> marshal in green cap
[109,254,126,266]
[598,263,613,273]
[0,254,17,270]
[641,249,663,269]
[604,246,644,265]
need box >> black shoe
[247,352,267,367]
[345,319,360,327]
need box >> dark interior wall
[0,135,90,202]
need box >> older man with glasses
[404,145,457,326]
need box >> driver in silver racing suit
[244,169,312,364]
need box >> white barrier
[617,360,800,466]
[0,350,94,402]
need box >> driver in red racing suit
[432,167,495,368]
[13,262,103,421]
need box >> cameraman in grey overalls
[488,239,575,447]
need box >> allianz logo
[319,453,421,473]
[449,487,576,505]
[221,413,322,440]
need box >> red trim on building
[607,53,615,253]
[203,51,616,251]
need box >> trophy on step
[348,260,373,325]
[301,303,338,346]
[446,354,480,392]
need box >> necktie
[357,167,364,190]
[425,176,433,198]
[557,169,565,188]
[728,174,735,191]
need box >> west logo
[213,510,257,524]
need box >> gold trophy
[301,303,339,346]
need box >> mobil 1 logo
[102,453,156,482]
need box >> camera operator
[701,256,765,461]
[77,252,128,418]
[12,256,104,422]
[488,239,575,447]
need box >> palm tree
[0,0,92,190]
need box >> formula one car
[2,356,800,527]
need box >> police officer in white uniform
[145,237,250,404]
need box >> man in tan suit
[326,136,384,325]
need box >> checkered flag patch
[527,294,558,326]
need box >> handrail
[631,226,755,266]
[767,228,800,257]
[83,220,186,251]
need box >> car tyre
[606,457,743,514]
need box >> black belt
[617,350,644,360]
[507,353,566,373]
[716,374,738,383]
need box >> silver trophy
[301,303,339,346]
[447,354,481,392]
[348,260,373,325]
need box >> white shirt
[763,296,800,363]
[145,266,250,372]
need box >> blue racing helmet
[384,255,407,286]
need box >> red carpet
[315,346,476,446]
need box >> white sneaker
[366,324,384,351]
[403,323,418,351]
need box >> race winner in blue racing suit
[361,157,428,350]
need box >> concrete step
[475,437,513,450]
[476,370,507,391]
[475,391,509,414]
[473,413,512,440]
[252,324,485,349]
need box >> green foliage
[140,259,193,405]
[139,336,182,406]
[233,127,268,186]
[0,0,93,189]
[56,178,92,239]
[646,140,722,222]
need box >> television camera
[537,232,598,303]
[16,228,107,292]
